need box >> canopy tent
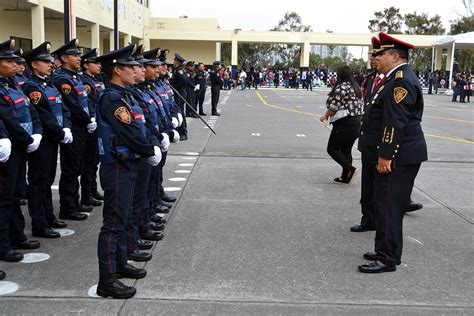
[432,32,474,88]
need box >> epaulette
[395,70,403,80]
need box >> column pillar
[31,4,45,47]
[300,41,310,68]
[91,23,100,51]
[434,47,443,70]
[109,30,115,51]
[445,46,453,71]
[71,15,77,39]
[215,42,221,61]
[231,38,238,67]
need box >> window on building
[10,36,32,52]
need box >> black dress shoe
[358,260,396,273]
[20,199,27,206]
[211,112,221,116]
[127,250,152,262]
[78,205,93,212]
[140,230,164,241]
[179,135,188,141]
[117,263,147,279]
[48,219,68,228]
[199,112,207,116]
[137,239,153,250]
[0,270,5,280]
[161,194,176,203]
[93,191,104,201]
[363,252,401,265]
[150,222,165,231]
[32,227,60,239]
[159,201,172,208]
[81,197,102,207]
[0,250,24,262]
[154,204,169,214]
[12,239,40,250]
[97,275,136,299]
[59,212,88,221]
[350,224,376,232]
[406,201,423,213]
[150,214,166,224]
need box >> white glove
[160,133,170,152]
[87,117,97,133]
[172,130,180,144]
[27,134,42,153]
[194,84,200,91]
[61,128,73,144]
[0,138,12,163]
[177,113,183,127]
[171,117,179,128]
[146,146,162,166]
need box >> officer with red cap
[358,33,428,273]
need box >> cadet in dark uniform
[185,61,198,117]
[13,49,29,88]
[358,33,428,273]
[0,120,11,279]
[353,37,423,233]
[170,53,188,140]
[52,39,94,221]
[0,40,42,262]
[22,41,71,238]
[80,48,105,208]
[195,62,207,115]
[210,61,222,116]
[95,44,162,299]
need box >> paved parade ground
[0,87,473,315]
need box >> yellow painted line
[425,134,474,144]
[424,115,474,124]
[255,91,319,117]
[256,91,473,145]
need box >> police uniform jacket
[359,63,427,165]
[210,69,223,87]
[0,77,42,149]
[170,65,188,94]
[195,69,207,91]
[22,75,72,142]
[81,73,105,118]
[362,70,377,102]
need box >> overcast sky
[150,0,468,34]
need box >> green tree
[404,12,446,72]
[271,11,312,68]
[309,53,323,68]
[368,7,403,33]
[450,1,474,72]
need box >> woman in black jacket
[320,66,363,184]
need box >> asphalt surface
[0,87,473,315]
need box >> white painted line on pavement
[182,157,197,160]
[251,133,261,136]
[178,163,194,167]
[246,104,252,107]
[20,253,50,263]
[169,177,187,182]
[296,134,307,137]
[87,285,100,298]
[175,170,191,174]
[164,187,181,192]
[407,236,424,246]
[185,152,199,156]
[51,185,59,190]
[54,229,75,237]
[0,282,19,295]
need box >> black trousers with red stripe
[27,136,59,230]
[97,159,139,275]
[128,159,151,253]
[0,147,28,254]
[373,164,421,266]
[80,130,99,202]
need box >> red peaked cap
[378,32,415,54]
[369,36,381,54]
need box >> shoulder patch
[395,71,403,80]
[394,87,408,104]
[29,91,42,105]
[84,84,91,95]
[61,84,72,95]
[178,69,184,75]
[114,106,131,124]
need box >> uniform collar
[0,76,15,86]
[386,63,407,79]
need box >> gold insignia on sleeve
[29,91,42,105]
[394,87,408,104]
[395,71,403,79]
[382,126,394,144]
[114,106,131,124]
